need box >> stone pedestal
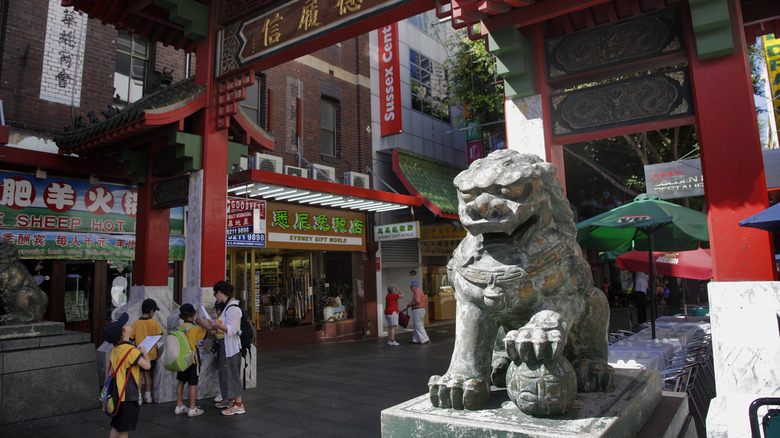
[382,369,682,438]
[0,328,98,424]
[706,281,780,437]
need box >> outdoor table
[654,316,711,334]
[631,326,700,349]
[609,338,677,365]
[608,348,664,371]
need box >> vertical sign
[378,23,402,136]
[466,119,482,164]
[764,35,780,130]
[40,0,87,106]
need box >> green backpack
[162,323,195,372]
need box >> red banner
[467,139,483,164]
[378,23,402,136]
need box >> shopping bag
[398,309,410,328]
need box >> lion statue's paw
[428,374,490,410]
[572,359,614,392]
[504,311,566,367]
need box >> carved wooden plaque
[548,68,694,139]
[153,175,189,208]
[545,7,684,81]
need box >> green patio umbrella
[576,193,709,338]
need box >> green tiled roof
[55,77,205,151]
[394,149,464,217]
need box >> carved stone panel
[545,7,684,81]
[549,68,694,139]
[153,175,190,208]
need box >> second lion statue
[428,150,613,416]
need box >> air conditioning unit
[343,171,369,188]
[255,154,283,173]
[308,164,336,182]
[284,165,307,178]
[239,156,249,172]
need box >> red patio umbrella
[616,247,712,280]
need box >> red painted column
[683,0,776,280]
[530,23,567,190]
[134,140,171,286]
[195,0,228,287]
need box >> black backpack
[226,302,255,357]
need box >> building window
[114,32,149,105]
[321,98,338,157]
[408,10,445,40]
[410,49,450,123]
[239,74,267,128]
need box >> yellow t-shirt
[110,343,141,402]
[131,317,163,361]
[180,321,207,365]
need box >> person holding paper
[210,281,245,415]
[131,298,163,404]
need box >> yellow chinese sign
[218,0,406,77]
[420,224,467,241]
[765,35,780,128]
[265,201,366,251]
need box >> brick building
[0,0,415,346]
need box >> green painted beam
[168,131,203,174]
[118,149,148,185]
[227,141,248,175]
[488,27,535,99]
[154,0,209,41]
[688,0,734,60]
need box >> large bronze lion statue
[0,240,49,324]
[429,150,612,416]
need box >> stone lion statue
[0,240,49,324]
[428,150,613,416]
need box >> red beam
[484,0,611,31]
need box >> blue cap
[410,280,420,288]
[104,312,128,344]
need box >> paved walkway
[0,322,456,438]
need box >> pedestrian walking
[173,303,209,418]
[384,284,404,346]
[407,280,430,345]
[633,271,649,324]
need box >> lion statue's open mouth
[428,150,613,417]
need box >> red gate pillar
[684,0,776,280]
[134,140,172,286]
[194,0,228,287]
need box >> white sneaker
[174,405,188,415]
[188,407,204,417]
[138,394,143,406]
[388,340,395,345]
[214,394,223,403]
[144,393,153,404]
[392,340,400,346]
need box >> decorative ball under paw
[506,356,577,416]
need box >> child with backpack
[130,299,163,404]
[173,303,209,418]
[105,312,150,438]
[210,281,246,415]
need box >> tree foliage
[444,34,504,135]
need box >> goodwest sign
[218,0,411,77]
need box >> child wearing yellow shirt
[173,303,209,417]
[130,298,163,404]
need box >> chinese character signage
[218,0,409,77]
[378,23,402,136]
[373,221,419,241]
[40,0,87,105]
[0,231,184,261]
[250,201,365,250]
[0,171,137,233]
[227,209,265,236]
[227,198,267,247]
[764,35,780,130]
[420,224,467,240]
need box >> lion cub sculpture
[428,150,613,416]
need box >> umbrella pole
[647,228,657,340]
